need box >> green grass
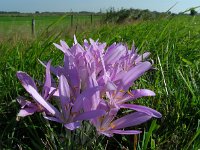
[0,15,103,40]
[0,15,200,149]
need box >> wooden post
[90,14,93,24]
[32,18,35,36]
[71,15,73,27]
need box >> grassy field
[0,15,200,149]
[0,15,103,41]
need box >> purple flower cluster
[16,36,161,137]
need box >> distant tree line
[103,8,199,23]
[0,11,20,14]
[103,8,172,23]
[0,8,198,18]
[0,11,102,16]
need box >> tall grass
[0,15,199,149]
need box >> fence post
[91,14,93,24]
[32,18,35,36]
[71,15,74,27]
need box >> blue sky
[0,0,200,13]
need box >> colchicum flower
[16,35,161,137]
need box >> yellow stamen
[127,91,134,97]
[110,123,116,129]
[99,127,106,131]
[119,89,125,93]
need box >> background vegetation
[0,9,200,149]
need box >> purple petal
[119,89,155,103]
[44,116,62,123]
[97,100,110,111]
[54,40,72,55]
[27,85,60,117]
[16,71,37,92]
[105,81,117,91]
[104,44,126,65]
[120,104,162,118]
[111,129,142,135]
[17,108,37,117]
[121,62,151,90]
[17,96,33,108]
[60,40,73,56]
[71,86,100,113]
[60,40,70,50]
[42,60,52,99]
[100,108,119,129]
[59,75,71,119]
[74,110,105,121]
[53,43,66,53]
[60,40,70,52]
[99,131,113,137]
[51,66,63,77]
[52,89,59,97]
[84,63,101,111]
[84,39,90,49]
[64,55,80,92]
[131,44,136,53]
[64,122,80,130]
[70,44,85,55]
[113,70,126,82]
[38,60,63,78]
[135,52,150,63]
[46,88,57,100]
[59,75,70,103]
[111,112,152,129]
[79,67,88,89]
